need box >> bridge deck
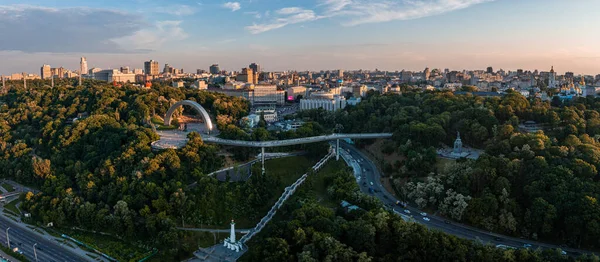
[201,133,393,148]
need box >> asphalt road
[0,215,86,262]
[340,142,593,257]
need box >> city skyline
[2,0,600,74]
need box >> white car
[404,210,411,214]
[420,212,427,217]
[423,217,430,222]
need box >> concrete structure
[223,220,243,252]
[549,66,557,89]
[92,69,136,83]
[80,57,88,76]
[241,114,261,128]
[144,60,159,75]
[223,81,246,90]
[191,80,208,90]
[164,100,214,133]
[253,106,278,122]
[300,95,346,112]
[347,97,361,106]
[286,86,307,101]
[40,64,51,80]
[172,81,184,88]
[352,85,367,98]
[237,68,258,84]
[253,85,284,105]
[249,63,261,73]
[209,64,220,75]
[88,68,102,75]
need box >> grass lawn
[1,183,15,193]
[4,198,20,214]
[240,158,349,260]
[232,156,316,229]
[265,156,315,185]
[310,159,349,208]
[57,228,151,262]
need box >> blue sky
[2,0,600,75]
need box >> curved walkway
[200,133,393,148]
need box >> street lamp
[33,243,38,262]
[5,227,10,249]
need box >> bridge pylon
[261,147,265,174]
[336,139,340,160]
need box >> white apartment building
[92,69,136,83]
[300,95,346,112]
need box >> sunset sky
[1,0,600,75]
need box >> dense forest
[243,164,599,262]
[298,88,600,250]
[0,79,302,259]
[4,78,600,260]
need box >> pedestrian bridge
[200,133,393,147]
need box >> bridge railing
[239,149,335,244]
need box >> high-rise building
[338,69,344,78]
[423,67,431,81]
[41,64,51,79]
[237,68,258,84]
[486,66,493,74]
[249,63,261,74]
[144,60,159,75]
[52,67,66,79]
[133,68,143,75]
[210,64,221,74]
[80,57,88,76]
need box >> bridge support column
[261,147,265,174]
[336,139,340,160]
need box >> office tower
[338,69,344,78]
[486,66,493,74]
[41,64,51,79]
[249,63,261,73]
[144,60,159,75]
[210,64,221,74]
[80,57,88,76]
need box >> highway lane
[339,142,593,256]
[0,215,86,262]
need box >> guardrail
[200,133,392,148]
[239,149,335,243]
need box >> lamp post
[33,243,38,262]
[6,227,10,249]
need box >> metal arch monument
[164,100,214,134]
